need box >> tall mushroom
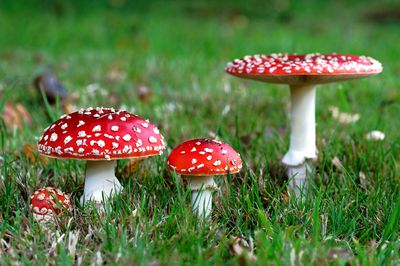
[226,54,382,197]
[167,138,242,218]
[38,107,165,205]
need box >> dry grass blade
[228,236,257,265]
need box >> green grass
[0,0,399,265]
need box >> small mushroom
[226,53,382,198]
[37,107,165,206]
[29,187,71,223]
[167,138,242,218]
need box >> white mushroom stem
[80,160,122,204]
[187,175,217,218]
[282,84,317,197]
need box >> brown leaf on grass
[108,92,120,105]
[23,144,50,165]
[363,5,400,23]
[62,102,76,114]
[106,63,126,83]
[327,247,352,261]
[137,85,153,103]
[116,159,142,178]
[329,106,360,124]
[228,237,257,265]
[123,159,142,176]
[2,101,32,130]
[239,131,259,146]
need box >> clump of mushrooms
[30,187,71,223]
[38,107,165,205]
[167,138,242,218]
[226,53,382,198]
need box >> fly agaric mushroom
[37,107,165,205]
[226,53,382,197]
[29,187,72,222]
[167,138,242,218]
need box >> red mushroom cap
[226,53,383,85]
[167,138,242,176]
[38,107,165,160]
[29,187,71,222]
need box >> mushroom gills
[80,160,122,204]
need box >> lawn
[0,0,399,265]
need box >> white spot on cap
[153,128,160,134]
[204,148,213,153]
[190,147,197,152]
[123,134,131,141]
[120,117,126,121]
[149,136,157,143]
[191,159,197,164]
[50,133,58,142]
[108,115,113,120]
[141,122,148,128]
[78,131,86,137]
[136,139,143,147]
[197,164,204,169]
[64,147,74,153]
[61,123,68,130]
[104,134,114,139]
[180,151,186,154]
[213,160,221,166]
[111,126,119,132]
[195,142,201,145]
[105,154,111,160]
[37,193,45,200]
[77,120,85,127]
[112,142,119,149]
[78,147,85,153]
[64,136,72,144]
[97,140,105,148]
[221,150,228,155]
[92,125,101,132]
[207,155,212,161]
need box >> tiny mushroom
[38,107,165,205]
[226,53,382,198]
[167,138,242,218]
[29,187,72,223]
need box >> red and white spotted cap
[29,187,71,222]
[167,138,242,176]
[38,107,165,160]
[226,53,383,85]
